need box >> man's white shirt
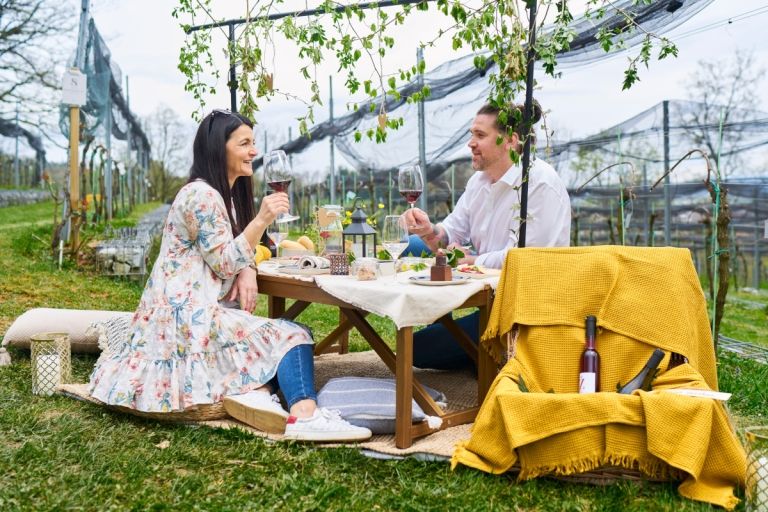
[440,158,571,269]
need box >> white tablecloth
[315,273,497,329]
[258,261,498,329]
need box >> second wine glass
[267,221,288,260]
[398,164,423,209]
[264,149,300,223]
[381,215,409,263]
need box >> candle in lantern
[755,456,768,507]
[35,353,62,395]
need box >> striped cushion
[317,376,447,434]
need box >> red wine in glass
[398,164,424,209]
[268,179,292,193]
[264,150,299,223]
[399,190,422,205]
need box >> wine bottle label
[579,372,597,394]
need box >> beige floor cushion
[2,308,132,353]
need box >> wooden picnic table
[257,272,498,448]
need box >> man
[402,101,571,370]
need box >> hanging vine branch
[172,0,682,139]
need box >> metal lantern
[342,200,378,259]
[30,332,72,396]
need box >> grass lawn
[0,201,765,511]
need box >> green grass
[0,201,764,511]
[720,290,768,348]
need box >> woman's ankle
[289,399,317,418]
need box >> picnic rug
[58,351,475,459]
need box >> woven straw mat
[58,350,477,458]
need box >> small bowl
[350,258,380,281]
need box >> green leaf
[518,374,529,393]
[445,248,464,268]
[622,66,639,90]
[377,249,392,260]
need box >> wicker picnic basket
[105,401,228,422]
[57,383,228,422]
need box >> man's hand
[401,208,432,236]
[229,266,259,312]
[457,254,477,265]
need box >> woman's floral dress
[89,180,312,412]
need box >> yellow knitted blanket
[452,246,745,510]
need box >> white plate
[408,275,471,286]
[277,265,330,275]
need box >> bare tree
[0,0,73,118]
[144,105,189,202]
[681,50,765,179]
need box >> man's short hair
[476,101,542,142]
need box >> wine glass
[264,149,299,223]
[381,215,408,278]
[267,221,289,261]
[398,164,423,209]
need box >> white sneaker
[284,408,372,442]
[223,391,288,434]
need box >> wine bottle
[617,349,665,394]
[579,315,600,393]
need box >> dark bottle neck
[585,315,597,349]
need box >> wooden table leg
[338,309,349,354]
[477,294,496,401]
[395,326,414,449]
[268,296,286,319]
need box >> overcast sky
[24,0,768,168]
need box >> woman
[89,110,371,442]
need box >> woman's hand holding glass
[257,191,290,226]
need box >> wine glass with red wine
[398,164,423,209]
[264,150,299,223]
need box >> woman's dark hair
[188,110,255,236]
[476,100,542,145]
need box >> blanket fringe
[519,454,605,480]
[520,453,682,482]
[0,347,11,366]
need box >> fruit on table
[297,235,314,252]
[254,244,272,264]
[279,239,307,251]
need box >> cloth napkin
[298,255,330,269]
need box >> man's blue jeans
[402,234,431,257]
[402,235,479,370]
